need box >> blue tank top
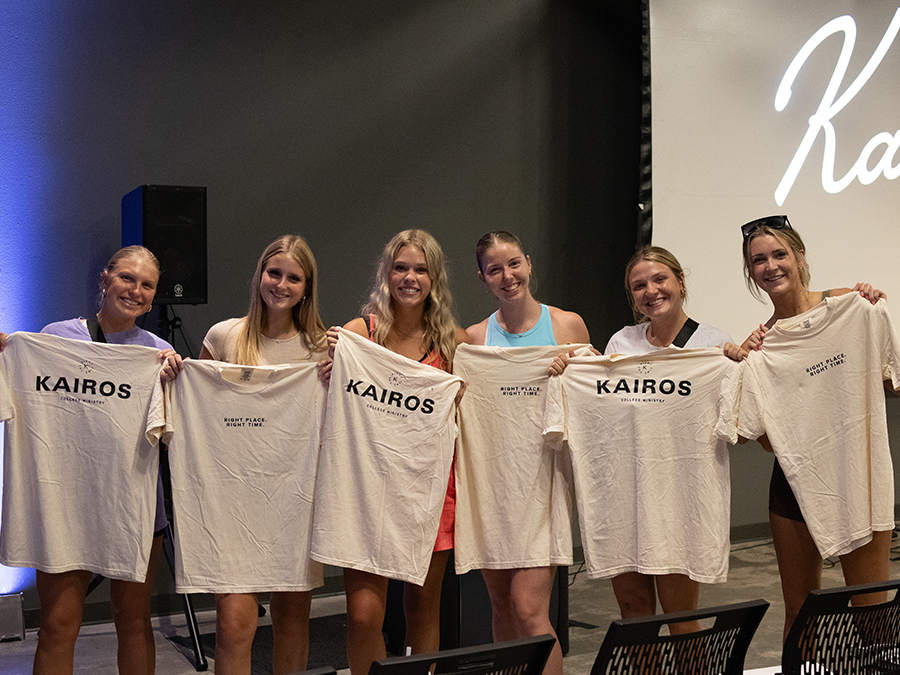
[485,304,557,347]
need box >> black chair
[590,599,769,675]
[287,668,337,675]
[368,634,556,675]
[782,578,900,674]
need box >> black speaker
[122,185,207,305]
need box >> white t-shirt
[546,348,739,582]
[735,293,900,557]
[454,344,590,572]
[148,359,325,593]
[311,328,463,585]
[605,322,733,356]
[203,317,327,364]
[0,332,163,581]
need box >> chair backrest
[368,634,556,675]
[590,599,769,675]
[782,578,900,675]
[287,668,337,675]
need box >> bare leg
[771,512,822,642]
[33,569,91,675]
[481,569,517,642]
[611,572,657,619]
[110,535,163,675]
[270,591,312,675]
[655,574,701,635]
[509,567,562,675]
[403,549,450,654]
[344,569,388,675]
[840,529,892,606]
[214,592,260,675]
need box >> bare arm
[548,306,590,345]
[320,319,369,386]
[464,319,488,346]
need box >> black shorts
[768,457,805,522]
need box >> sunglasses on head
[741,215,792,240]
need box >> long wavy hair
[235,235,326,366]
[362,229,459,369]
[624,245,687,324]
[742,224,810,301]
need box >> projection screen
[650,1,900,343]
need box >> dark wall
[1,0,643,618]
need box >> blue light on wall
[0,423,36,594]
[0,4,62,595]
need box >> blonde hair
[99,245,160,307]
[234,235,326,366]
[742,225,809,301]
[624,245,686,324]
[362,229,459,369]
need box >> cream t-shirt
[203,317,327,364]
[454,344,590,572]
[311,328,463,585]
[545,348,739,582]
[736,293,900,557]
[0,332,162,581]
[148,359,325,593]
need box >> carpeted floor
[168,612,349,673]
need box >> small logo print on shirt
[223,417,266,428]
[802,319,811,329]
[498,386,542,397]
[805,353,845,377]
[388,371,407,387]
[637,362,652,374]
[240,369,252,382]
[79,359,96,374]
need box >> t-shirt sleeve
[542,372,567,446]
[0,339,14,422]
[145,378,167,445]
[878,302,900,391]
[714,360,741,444]
[202,321,232,361]
[604,328,629,356]
[735,358,766,441]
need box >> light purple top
[41,318,172,351]
[40,317,171,533]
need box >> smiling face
[259,253,307,315]
[628,260,685,321]
[100,255,158,325]
[749,233,805,297]
[389,245,432,309]
[477,241,532,303]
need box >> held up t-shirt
[148,358,325,593]
[311,328,463,585]
[545,348,739,583]
[735,293,900,557]
[0,332,162,581]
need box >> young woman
[198,235,328,675]
[464,231,589,675]
[603,245,732,633]
[325,229,469,675]
[728,215,890,641]
[1,245,182,675]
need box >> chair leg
[163,523,209,672]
